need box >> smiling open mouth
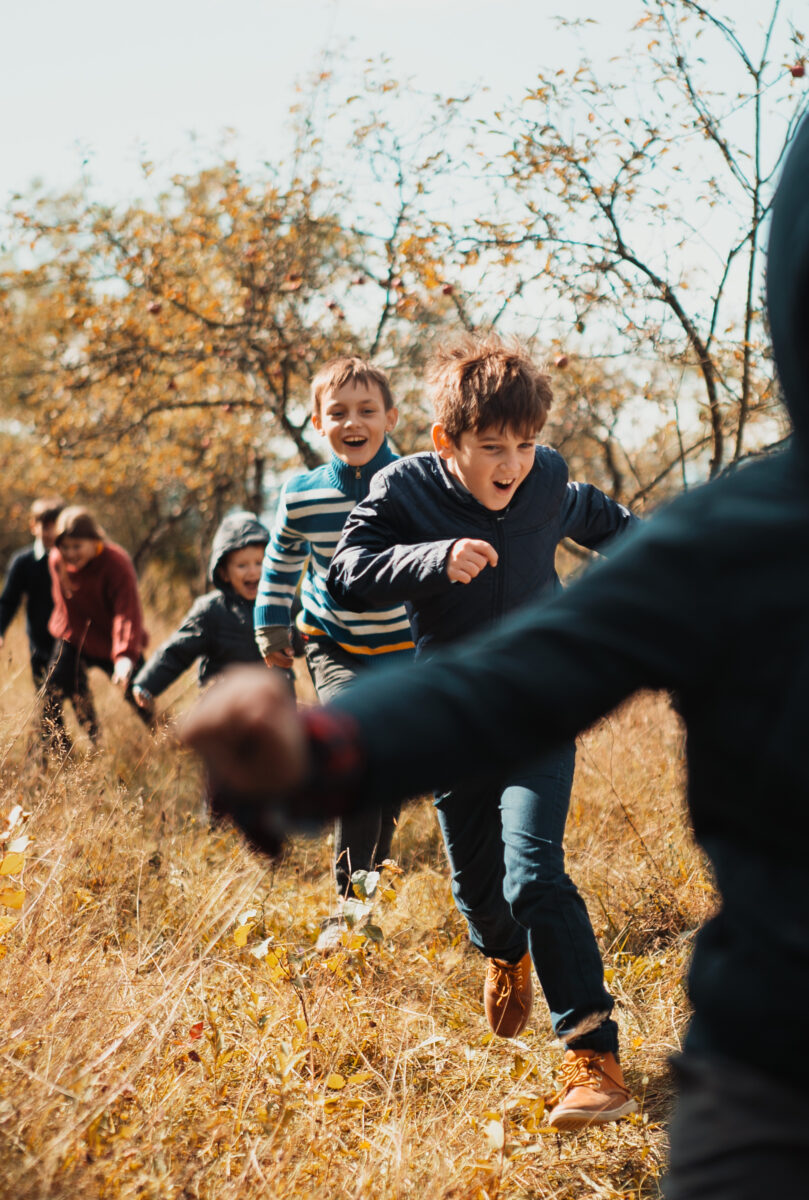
[344,437,367,447]
[493,480,515,491]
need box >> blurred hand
[0,634,4,649]
[447,538,498,584]
[131,685,154,712]
[265,647,295,669]
[112,656,134,689]
[179,666,308,795]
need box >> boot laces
[488,957,527,1001]
[553,1052,628,1104]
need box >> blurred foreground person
[180,117,809,1195]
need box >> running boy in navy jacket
[327,334,638,1128]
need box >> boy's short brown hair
[427,332,553,440]
[311,356,394,416]
[30,496,65,526]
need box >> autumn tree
[463,0,807,490]
[0,73,472,563]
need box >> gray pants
[666,1052,809,1199]
[303,636,401,898]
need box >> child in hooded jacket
[132,512,273,713]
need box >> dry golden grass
[0,617,715,1200]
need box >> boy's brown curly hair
[428,332,552,440]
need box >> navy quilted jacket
[328,447,637,657]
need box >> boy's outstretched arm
[180,668,309,795]
[560,482,638,552]
[133,597,211,702]
[328,475,457,611]
[254,483,309,662]
[180,492,724,840]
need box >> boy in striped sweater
[254,357,414,942]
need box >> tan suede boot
[483,952,533,1037]
[548,1048,637,1130]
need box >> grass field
[0,614,715,1199]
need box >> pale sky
[1,0,642,206]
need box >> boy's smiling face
[433,423,537,511]
[219,544,265,601]
[312,382,398,467]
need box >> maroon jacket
[48,542,148,663]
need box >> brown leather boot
[483,952,533,1037]
[547,1048,637,1130]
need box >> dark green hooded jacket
[325,117,809,1086]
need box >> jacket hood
[209,511,269,586]
[767,114,809,454]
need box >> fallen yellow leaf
[325,1073,346,1090]
[0,853,24,876]
[0,888,24,910]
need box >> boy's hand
[112,656,134,689]
[265,648,295,669]
[447,538,498,584]
[179,666,308,795]
[132,685,154,712]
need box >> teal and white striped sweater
[255,442,414,659]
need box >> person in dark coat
[0,497,65,683]
[132,511,273,712]
[178,117,809,1196]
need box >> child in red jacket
[44,506,150,752]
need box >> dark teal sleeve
[329,491,722,804]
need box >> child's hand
[179,666,307,795]
[132,685,154,712]
[447,538,498,584]
[112,656,134,689]
[265,648,295,669]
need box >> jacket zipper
[492,513,506,620]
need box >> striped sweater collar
[325,440,397,498]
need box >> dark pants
[43,639,149,750]
[666,1052,809,1198]
[304,636,401,898]
[32,645,91,749]
[435,746,618,1054]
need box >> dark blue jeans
[434,743,618,1053]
